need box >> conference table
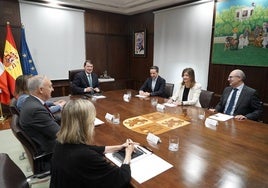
[55,89,268,188]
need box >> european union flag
[20,26,38,76]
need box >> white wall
[19,2,86,80]
[154,1,214,94]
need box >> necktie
[88,74,92,87]
[44,103,56,120]
[225,88,238,115]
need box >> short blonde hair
[57,99,96,144]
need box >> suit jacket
[215,85,263,121]
[171,83,202,107]
[19,95,60,153]
[71,71,99,95]
[140,76,166,97]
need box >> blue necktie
[88,74,92,87]
[225,88,238,115]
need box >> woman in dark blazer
[50,99,135,188]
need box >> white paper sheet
[163,103,177,107]
[208,113,233,121]
[92,95,106,99]
[106,147,173,184]
[135,94,147,98]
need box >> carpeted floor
[0,129,50,188]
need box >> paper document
[106,146,173,184]
[92,95,106,99]
[209,113,233,121]
[94,118,104,126]
[135,94,147,98]
[163,103,177,107]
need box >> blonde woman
[50,99,135,188]
[168,68,201,107]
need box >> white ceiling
[43,0,194,15]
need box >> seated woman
[14,75,66,113]
[49,99,135,188]
[168,68,201,107]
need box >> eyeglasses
[228,75,239,79]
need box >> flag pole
[0,89,6,121]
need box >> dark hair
[181,68,196,88]
[83,60,92,67]
[14,75,30,97]
[150,66,159,73]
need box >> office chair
[9,98,20,116]
[0,153,29,188]
[199,89,214,108]
[164,83,174,98]
[68,69,84,94]
[10,114,51,178]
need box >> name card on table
[105,113,113,121]
[205,118,218,127]
[147,133,161,144]
[156,104,165,111]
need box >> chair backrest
[199,89,214,108]
[164,83,174,98]
[0,153,29,188]
[9,98,20,116]
[10,115,51,174]
[68,69,84,94]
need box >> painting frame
[133,29,146,57]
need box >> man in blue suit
[214,69,263,121]
[71,60,100,95]
[139,66,166,97]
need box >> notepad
[106,146,173,184]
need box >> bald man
[213,69,263,121]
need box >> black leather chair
[164,83,174,98]
[10,114,52,177]
[9,98,20,116]
[199,89,214,108]
[0,153,29,188]
[68,69,83,94]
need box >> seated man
[19,75,60,156]
[211,69,263,121]
[71,60,100,95]
[14,75,66,113]
[139,66,166,97]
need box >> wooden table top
[58,89,268,188]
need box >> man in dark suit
[214,69,263,121]
[71,60,100,95]
[19,75,60,154]
[139,66,166,97]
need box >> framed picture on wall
[211,0,268,67]
[133,29,146,57]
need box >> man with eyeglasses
[211,69,263,121]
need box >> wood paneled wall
[128,12,155,90]
[84,10,129,82]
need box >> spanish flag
[3,22,23,98]
[0,58,10,105]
